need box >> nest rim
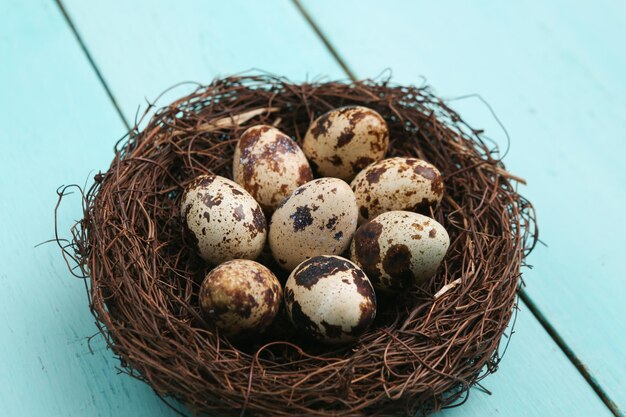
[59,74,537,417]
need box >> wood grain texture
[0,1,178,416]
[59,0,346,121]
[301,0,626,413]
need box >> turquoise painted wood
[59,0,346,121]
[0,1,618,417]
[438,306,613,417]
[301,0,626,412]
[0,1,178,416]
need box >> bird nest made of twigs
[59,75,537,417]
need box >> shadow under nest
[59,75,537,417]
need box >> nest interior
[61,75,536,417]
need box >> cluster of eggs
[181,106,450,344]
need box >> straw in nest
[57,75,537,417]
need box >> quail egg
[284,255,376,344]
[350,211,449,291]
[351,157,444,223]
[233,125,313,213]
[180,174,266,264]
[303,106,389,181]
[199,259,282,337]
[269,178,358,271]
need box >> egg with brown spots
[199,260,282,337]
[233,125,313,213]
[351,157,444,223]
[180,174,266,264]
[284,255,376,344]
[269,178,358,271]
[350,211,449,291]
[303,106,389,181]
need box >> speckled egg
[284,255,376,344]
[350,157,444,223]
[199,260,282,337]
[303,106,389,181]
[233,125,313,213]
[180,174,266,264]
[269,178,358,271]
[350,211,449,291]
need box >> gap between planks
[520,291,623,417]
[292,0,357,82]
[54,0,130,130]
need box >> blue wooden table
[1,1,624,416]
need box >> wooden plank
[300,0,626,413]
[21,0,619,416]
[0,1,178,416]
[439,305,613,417]
[58,0,346,121]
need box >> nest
[59,75,537,416]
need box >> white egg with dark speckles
[351,157,444,223]
[284,255,376,344]
[233,125,313,213]
[269,178,358,271]
[303,106,389,181]
[181,174,266,264]
[200,260,282,337]
[350,211,449,291]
